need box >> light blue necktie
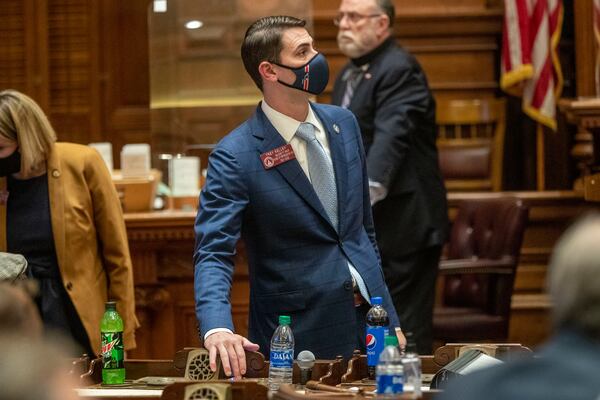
[295,122,338,231]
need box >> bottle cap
[370,297,382,305]
[105,301,117,311]
[279,315,291,325]
[385,335,398,347]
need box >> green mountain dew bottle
[101,301,125,384]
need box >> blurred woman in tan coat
[0,89,138,355]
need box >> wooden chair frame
[436,98,506,191]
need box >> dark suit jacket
[332,38,448,258]
[438,329,600,400]
[194,102,400,359]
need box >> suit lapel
[251,106,333,230]
[312,104,348,235]
[46,145,66,273]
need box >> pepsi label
[270,349,294,368]
[366,326,388,367]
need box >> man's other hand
[395,327,407,351]
[204,331,260,378]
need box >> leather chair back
[434,197,529,342]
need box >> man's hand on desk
[204,331,260,379]
[396,327,407,351]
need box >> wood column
[574,0,596,97]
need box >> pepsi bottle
[366,296,389,380]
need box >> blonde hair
[0,90,56,177]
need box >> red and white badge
[260,144,296,170]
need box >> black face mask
[0,150,21,177]
[273,53,330,95]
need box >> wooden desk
[125,191,594,359]
[74,353,335,400]
[125,210,248,359]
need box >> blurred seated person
[0,90,138,356]
[438,215,600,400]
[0,334,78,400]
[0,282,43,337]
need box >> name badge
[260,144,296,170]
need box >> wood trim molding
[574,0,596,96]
[315,8,503,38]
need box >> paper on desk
[169,156,200,196]
[75,388,162,397]
[121,144,151,178]
[460,353,503,375]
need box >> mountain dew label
[101,332,124,369]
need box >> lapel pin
[333,124,340,134]
[364,73,372,80]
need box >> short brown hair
[241,16,306,91]
[0,90,56,178]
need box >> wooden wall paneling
[100,0,152,167]
[314,6,503,107]
[0,0,28,92]
[0,0,49,108]
[151,105,256,156]
[313,0,501,15]
[574,0,595,97]
[46,0,99,144]
[33,0,51,111]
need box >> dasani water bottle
[376,335,404,396]
[268,315,294,391]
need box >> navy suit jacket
[194,102,400,359]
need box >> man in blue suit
[194,16,401,379]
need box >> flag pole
[536,123,546,191]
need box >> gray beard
[337,41,367,59]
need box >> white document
[88,142,113,172]
[75,388,162,398]
[169,156,200,196]
[460,353,503,375]
[121,143,151,178]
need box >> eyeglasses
[333,12,382,26]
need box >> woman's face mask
[273,53,330,95]
[0,150,21,177]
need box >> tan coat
[0,142,138,353]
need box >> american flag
[501,0,563,131]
